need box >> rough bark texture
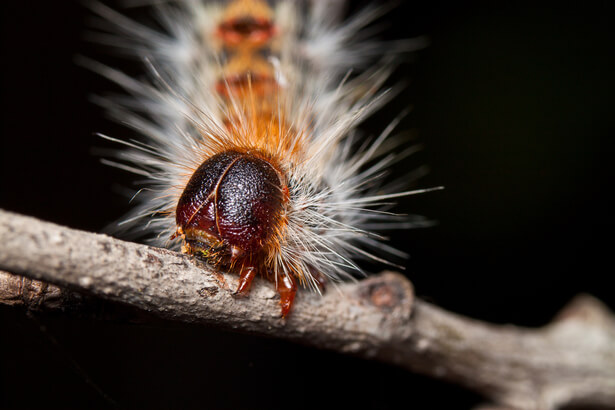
[1,209,614,410]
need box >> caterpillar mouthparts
[89,0,435,317]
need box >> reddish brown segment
[217,17,275,47]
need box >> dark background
[1,0,614,408]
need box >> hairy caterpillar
[86,0,436,317]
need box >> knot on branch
[0,271,65,310]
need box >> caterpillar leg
[309,268,327,293]
[234,265,257,296]
[234,267,297,317]
[276,274,297,318]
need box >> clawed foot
[232,266,256,297]
[276,274,297,318]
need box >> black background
[1,0,614,408]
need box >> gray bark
[1,209,614,409]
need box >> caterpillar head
[175,150,287,265]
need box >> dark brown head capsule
[176,151,286,262]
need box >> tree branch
[1,209,614,410]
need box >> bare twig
[1,209,614,410]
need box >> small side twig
[0,209,614,410]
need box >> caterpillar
[86,0,436,317]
